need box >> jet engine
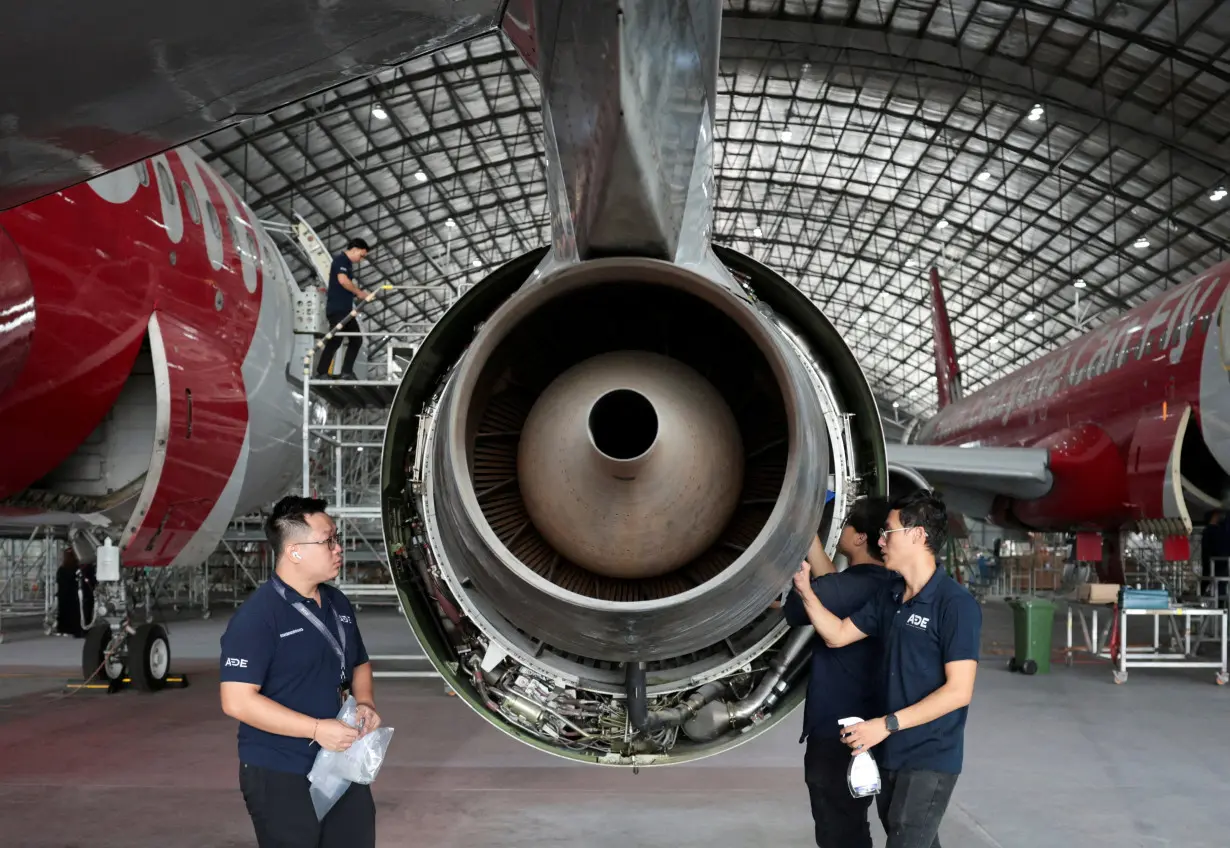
[381,246,886,764]
[380,0,886,765]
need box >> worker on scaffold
[315,237,372,381]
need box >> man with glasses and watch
[792,489,981,848]
[219,495,380,848]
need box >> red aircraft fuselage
[915,260,1230,533]
[0,148,302,567]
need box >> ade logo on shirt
[225,657,249,668]
[905,613,931,632]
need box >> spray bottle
[838,716,882,798]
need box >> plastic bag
[307,695,396,819]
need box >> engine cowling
[380,246,886,765]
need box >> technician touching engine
[791,490,981,848]
[218,495,381,848]
[783,497,895,848]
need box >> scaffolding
[297,287,456,680]
[0,528,63,642]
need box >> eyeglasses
[879,527,910,540]
[299,533,341,550]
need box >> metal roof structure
[198,0,1230,426]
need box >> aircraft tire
[129,623,171,692]
[82,623,121,682]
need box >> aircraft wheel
[129,623,171,692]
[82,624,124,682]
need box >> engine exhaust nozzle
[518,350,744,580]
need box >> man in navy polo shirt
[220,495,381,848]
[315,237,371,380]
[783,496,894,848]
[791,489,981,848]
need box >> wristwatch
[885,714,899,733]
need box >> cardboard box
[1076,583,1120,604]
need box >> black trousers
[316,310,361,377]
[805,735,873,848]
[239,762,375,848]
[876,768,959,848]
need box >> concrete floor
[0,600,1227,847]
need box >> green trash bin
[1008,597,1056,675]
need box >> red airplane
[0,147,303,682]
[890,262,1230,580]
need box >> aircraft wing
[886,444,1053,519]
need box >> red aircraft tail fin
[929,266,963,410]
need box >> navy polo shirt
[850,567,981,774]
[219,575,370,775]
[325,252,356,314]
[784,564,898,743]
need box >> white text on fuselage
[931,275,1221,439]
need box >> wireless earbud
[292,552,301,560]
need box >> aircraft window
[182,182,201,224]
[155,161,176,206]
[205,200,222,240]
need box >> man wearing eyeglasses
[791,489,981,848]
[784,496,894,848]
[219,495,380,848]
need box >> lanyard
[272,579,347,681]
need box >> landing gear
[76,621,181,693]
[67,535,185,694]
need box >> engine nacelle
[381,246,886,765]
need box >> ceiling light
[1074,278,1087,289]
[978,171,992,182]
[415,171,427,182]
[1025,311,1039,321]
[937,219,949,229]
[892,401,900,409]
[445,218,456,229]
[1211,187,1227,202]
[753,226,763,237]
[1134,237,1149,249]
[472,259,481,268]
[371,106,388,120]
[780,129,792,142]
[1028,103,1044,121]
